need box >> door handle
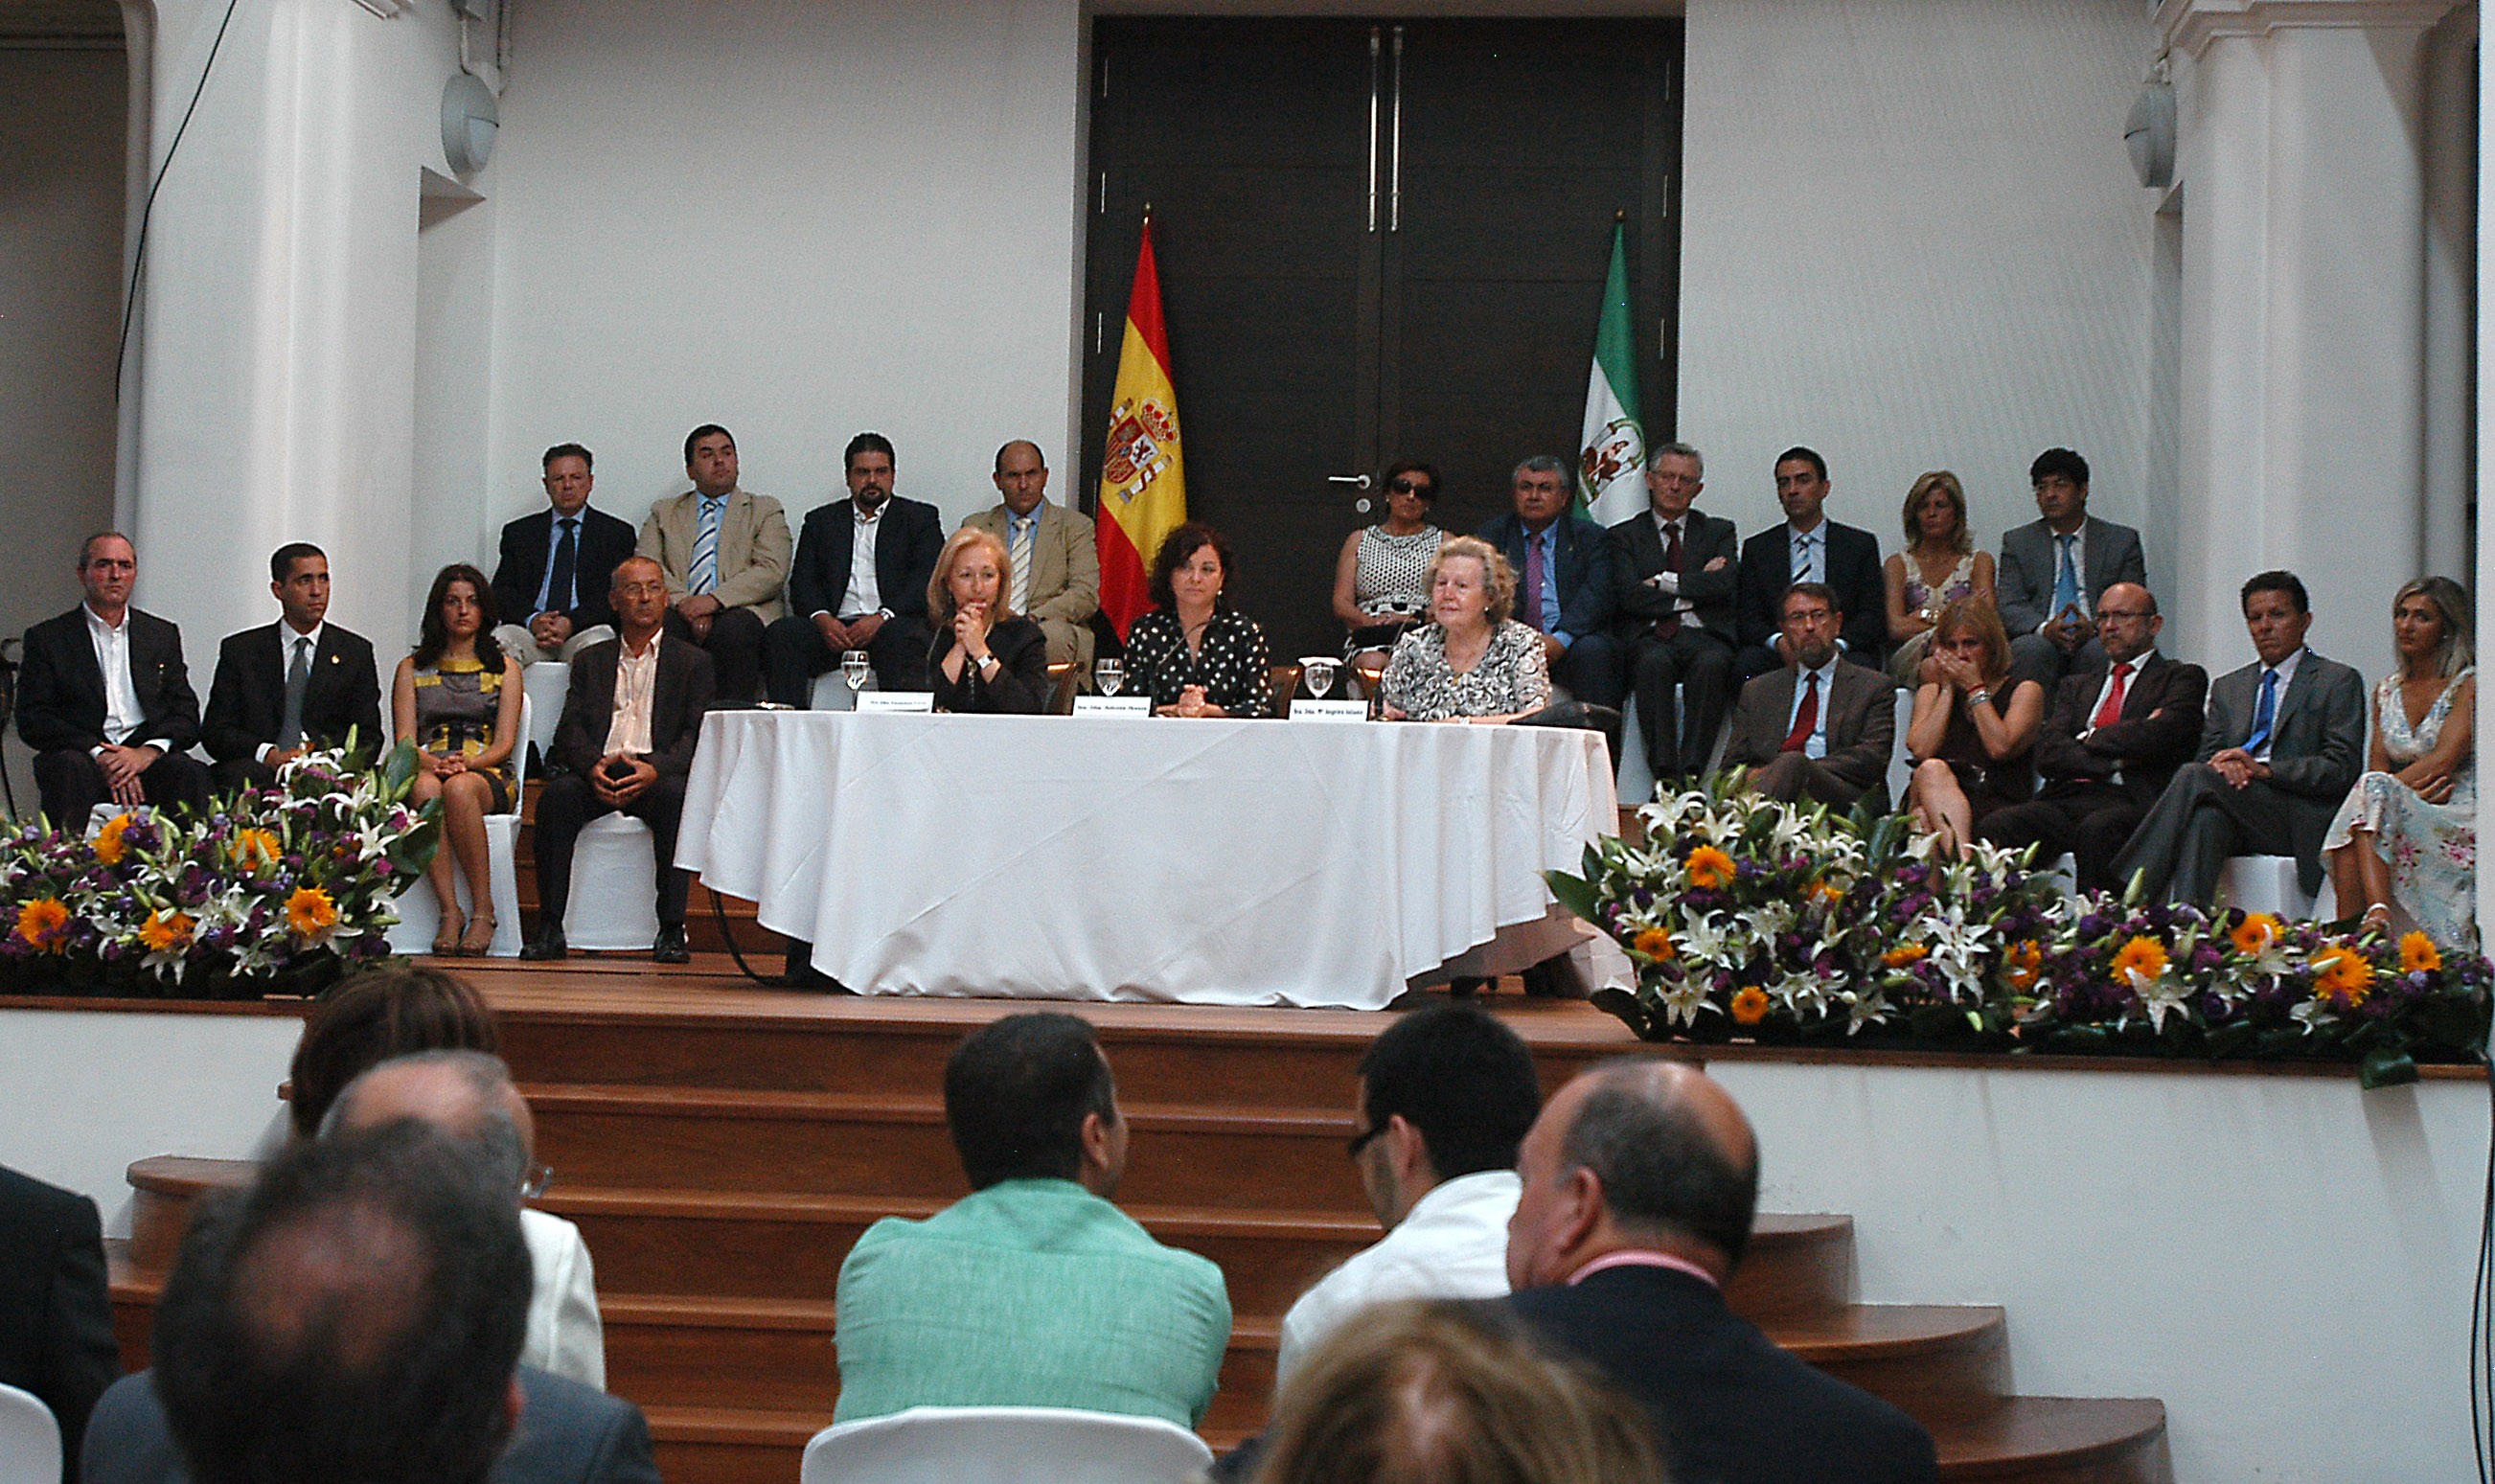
[1388,26,1404,232]
[1365,27,1382,233]
[1328,474,1374,491]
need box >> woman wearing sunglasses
[1330,459,1446,676]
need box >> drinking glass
[1094,658,1125,697]
[841,651,871,692]
[1300,657,1340,699]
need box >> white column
[2163,0,2458,680]
[2423,7,2478,580]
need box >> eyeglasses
[2094,609,2154,626]
[1346,1124,1385,1160]
[520,1163,555,1201]
[1388,478,1433,496]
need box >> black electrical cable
[114,0,247,396]
[707,884,782,986]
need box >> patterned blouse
[1353,524,1446,619]
[1380,620,1551,721]
[1123,607,1274,718]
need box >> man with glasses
[1604,444,1735,778]
[1718,583,1897,809]
[1995,448,2147,690]
[1480,455,1621,710]
[18,532,212,823]
[1978,583,2206,892]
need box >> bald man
[1502,1062,1935,1484]
[325,1052,606,1391]
[962,441,1100,685]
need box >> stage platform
[8,954,2486,1482]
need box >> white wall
[0,45,126,811]
[1678,0,2162,617]
[471,0,1087,570]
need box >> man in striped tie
[634,424,792,705]
[962,440,1100,686]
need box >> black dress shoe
[652,924,691,965]
[519,926,568,962]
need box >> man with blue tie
[1731,447,1886,682]
[2111,571,2365,906]
[1478,455,1621,711]
[636,424,791,706]
[1995,448,2147,690]
[490,444,640,665]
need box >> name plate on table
[1073,696,1153,717]
[855,691,935,714]
[1290,699,1371,722]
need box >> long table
[675,710,1624,1010]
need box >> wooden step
[1934,1398,2169,1483]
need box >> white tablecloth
[676,711,1622,1010]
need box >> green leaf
[1587,986,1653,1039]
[2357,1045,2418,1090]
[1545,871,1605,931]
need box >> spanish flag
[1095,214,1187,639]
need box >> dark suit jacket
[80,1365,660,1484]
[926,616,1051,714]
[16,608,200,757]
[2194,650,2367,889]
[199,624,384,765]
[1734,521,1886,661]
[1994,515,2147,636]
[789,496,946,627]
[2030,652,2208,807]
[1476,512,1618,643]
[1606,507,1739,641]
[1508,1266,1935,1484]
[1722,658,1898,807]
[548,635,716,781]
[491,507,641,635]
[0,1168,118,1484]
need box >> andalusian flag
[1096,214,1187,639]
[1577,220,1647,523]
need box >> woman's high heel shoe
[458,909,496,957]
[431,903,465,957]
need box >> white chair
[1615,684,1730,806]
[387,694,530,958]
[2043,851,2083,902]
[0,1382,61,1484]
[2216,856,2338,921]
[520,661,569,765]
[1883,686,1915,811]
[799,1406,1212,1484]
[562,813,664,950]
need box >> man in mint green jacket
[833,1013,1232,1427]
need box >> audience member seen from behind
[833,1013,1230,1427]
[767,431,946,700]
[524,557,719,965]
[1379,537,1551,723]
[1334,460,1448,674]
[1977,584,2208,894]
[1994,448,2147,691]
[1881,472,1992,689]
[0,1163,118,1484]
[200,544,385,795]
[637,424,791,706]
[1482,454,1622,712]
[1731,448,1888,683]
[1904,600,2043,857]
[1276,1005,1543,1393]
[2324,577,2477,944]
[2111,570,2366,907]
[927,528,1051,714]
[961,441,1102,675]
[277,963,603,1390]
[1609,445,1738,782]
[1252,1300,1662,1484]
[1504,1061,1937,1484]
[490,444,639,666]
[16,532,211,825]
[1123,523,1274,718]
[394,564,523,957]
[1719,584,1899,811]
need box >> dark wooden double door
[1082,17,1683,662]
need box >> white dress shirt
[83,604,143,749]
[839,501,887,619]
[1273,1169,1520,1394]
[520,1207,607,1390]
[2081,647,2155,786]
[601,635,660,757]
[256,621,325,764]
[2247,646,2305,764]
[1788,655,1839,760]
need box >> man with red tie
[1719,583,1898,810]
[1606,444,1739,784]
[1979,583,2207,892]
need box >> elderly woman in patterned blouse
[1123,522,1274,719]
[1379,536,1551,723]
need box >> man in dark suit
[1478,456,1620,711]
[1720,583,1898,811]
[17,533,210,825]
[83,1127,657,1484]
[1732,446,1885,681]
[489,444,641,665]
[1503,1061,1937,1484]
[522,558,717,964]
[1979,583,2207,892]
[765,431,946,701]
[199,544,383,794]
[1609,443,1738,781]
[1995,447,2149,690]
[0,1165,118,1484]
[2112,570,2366,907]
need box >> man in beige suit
[962,441,1100,691]
[637,423,791,704]
[1719,582,1897,810]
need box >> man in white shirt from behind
[1273,1004,1544,1393]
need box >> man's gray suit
[963,501,1101,676]
[1996,515,2146,684]
[80,1366,660,1484]
[1720,659,1898,812]
[2109,649,2365,904]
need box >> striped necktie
[1010,515,1036,612]
[688,494,725,595]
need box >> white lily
[2128,965,2190,1033]
[1677,912,1737,970]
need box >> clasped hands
[96,742,163,806]
[530,611,575,650]
[814,609,888,652]
[2206,748,2271,789]
[2395,757,2457,805]
[1158,685,1221,719]
[592,752,658,808]
[2041,606,2089,653]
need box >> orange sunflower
[1684,846,1736,891]
[2309,946,2373,1009]
[93,812,134,867]
[2002,939,2044,993]
[2229,912,2283,957]
[1729,986,1771,1025]
[140,908,195,953]
[2400,931,2441,975]
[231,829,282,873]
[2109,935,2169,987]
[1631,927,1676,962]
[1881,943,1930,970]
[286,887,338,942]
[15,898,71,952]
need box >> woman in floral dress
[2325,576,2476,945]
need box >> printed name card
[1289,699,1370,722]
[856,691,935,714]
[1073,696,1154,717]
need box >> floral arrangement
[1547,776,2491,1088]
[0,742,440,1000]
